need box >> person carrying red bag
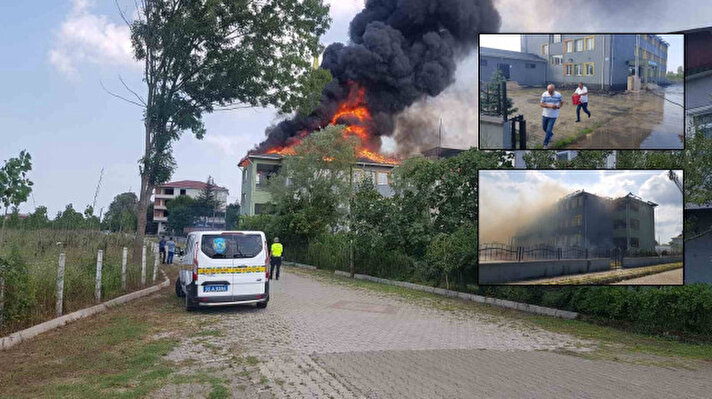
[573,82,591,122]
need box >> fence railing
[479,81,508,121]
[479,243,621,262]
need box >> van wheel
[256,301,267,309]
[185,289,197,311]
[175,278,185,298]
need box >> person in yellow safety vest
[270,237,284,280]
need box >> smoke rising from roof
[253,0,500,154]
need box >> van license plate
[204,285,228,293]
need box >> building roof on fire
[480,47,547,63]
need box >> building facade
[153,180,229,234]
[519,34,668,90]
[479,47,547,86]
[514,190,657,253]
[685,28,712,136]
[239,154,397,217]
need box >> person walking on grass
[574,82,592,122]
[166,237,176,265]
[540,84,564,149]
[158,235,167,264]
[270,237,283,280]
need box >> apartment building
[153,180,229,234]
[514,190,657,253]
[520,34,669,90]
[238,154,396,216]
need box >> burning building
[513,190,657,252]
[238,154,397,216]
[246,0,500,161]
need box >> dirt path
[2,267,710,398]
[508,85,683,149]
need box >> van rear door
[197,234,235,298]
[200,233,266,297]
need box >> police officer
[270,237,283,280]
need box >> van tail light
[265,252,270,279]
[192,265,198,282]
[192,242,199,282]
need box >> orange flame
[262,83,400,164]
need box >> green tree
[166,195,199,235]
[0,150,33,245]
[225,202,241,230]
[268,125,357,246]
[102,192,139,232]
[195,176,222,227]
[119,0,332,259]
[24,206,49,229]
[53,204,85,230]
[479,69,518,117]
[426,222,477,290]
[522,150,611,169]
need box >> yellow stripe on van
[197,266,266,274]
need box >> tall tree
[166,195,200,235]
[117,0,331,259]
[102,192,139,232]
[268,125,357,246]
[0,150,33,245]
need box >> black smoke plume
[252,0,500,154]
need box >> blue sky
[1,0,710,218]
[479,170,684,244]
[480,34,684,73]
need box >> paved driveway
[161,269,711,398]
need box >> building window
[573,214,582,226]
[164,188,174,195]
[552,34,562,43]
[564,63,573,76]
[541,44,549,56]
[551,55,562,65]
[630,238,640,248]
[480,58,487,67]
[377,172,389,186]
[630,219,640,230]
[584,36,595,51]
[180,189,186,195]
[574,64,583,76]
[584,62,594,76]
[564,40,573,53]
[575,39,584,52]
[613,219,626,229]
[525,63,536,69]
[630,202,639,212]
[693,113,712,137]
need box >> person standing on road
[167,237,176,265]
[540,84,564,149]
[158,235,167,264]
[270,237,283,280]
[574,82,591,122]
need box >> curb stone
[0,268,171,351]
[332,269,578,320]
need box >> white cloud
[50,0,138,78]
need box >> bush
[0,247,36,325]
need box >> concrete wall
[684,231,712,283]
[479,258,611,284]
[479,116,512,149]
[622,256,682,269]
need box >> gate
[509,114,527,149]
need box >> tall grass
[0,229,159,336]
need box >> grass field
[0,229,159,336]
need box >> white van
[175,230,270,311]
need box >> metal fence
[479,81,508,121]
[479,243,621,262]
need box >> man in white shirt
[574,82,591,122]
[540,84,564,149]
